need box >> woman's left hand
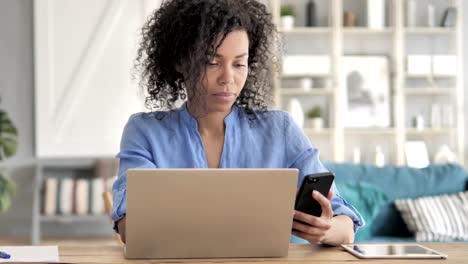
[292,190,334,244]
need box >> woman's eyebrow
[214,53,249,58]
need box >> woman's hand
[292,190,334,244]
[117,216,126,243]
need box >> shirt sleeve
[283,112,364,237]
[111,113,157,233]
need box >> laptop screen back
[125,169,298,259]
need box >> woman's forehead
[212,30,249,57]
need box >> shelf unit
[281,73,332,78]
[343,27,395,34]
[31,159,115,244]
[280,27,332,34]
[271,0,464,165]
[40,214,110,224]
[280,88,332,96]
[404,88,452,96]
[404,27,456,34]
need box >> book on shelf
[41,176,110,217]
[57,178,73,215]
[89,177,104,215]
[74,178,89,215]
[43,177,57,216]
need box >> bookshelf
[31,159,117,244]
[271,0,464,166]
[279,27,332,34]
[280,88,332,96]
[342,27,395,34]
[404,27,456,34]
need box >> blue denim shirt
[112,103,364,243]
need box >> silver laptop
[125,168,298,259]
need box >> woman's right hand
[117,216,126,243]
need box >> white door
[34,0,160,158]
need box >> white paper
[0,246,59,263]
[341,56,390,128]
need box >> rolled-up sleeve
[283,112,364,243]
[112,113,157,233]
[330,183,365,232]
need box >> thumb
[327,191,334,201]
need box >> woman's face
[199,30,249,114]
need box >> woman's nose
[219,66,235,85]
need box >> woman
[112,0,363,245]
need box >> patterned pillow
[395,191,468,241]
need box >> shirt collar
[179,102,239,129]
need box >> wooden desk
[59,243,467,264]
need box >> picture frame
[341,56,390,128]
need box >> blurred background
[0,0,466,244]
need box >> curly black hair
[135,0,281,113]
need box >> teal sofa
[324,162,468,242]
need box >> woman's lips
[212,92,235,103]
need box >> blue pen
[0,250,11,259]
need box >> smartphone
[294,172,335,220]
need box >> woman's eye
[235,63,246,68]
[208,62,219,66]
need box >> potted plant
[306,106,324,131]
[0,104,18,212]
[280,5,295,29]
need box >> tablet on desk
[341,244,448,259]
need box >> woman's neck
[187,103,231,136]
[196,113,226,137]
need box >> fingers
[293,190,334,244]
[292,230,323,244]
[294,211,331,229]
[312,190,333,218]
[292,219,329,237]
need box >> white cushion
[395,191,468,241]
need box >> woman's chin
[208,101,235,113]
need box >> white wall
[0,0,35,239]
[0,0,35,163]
